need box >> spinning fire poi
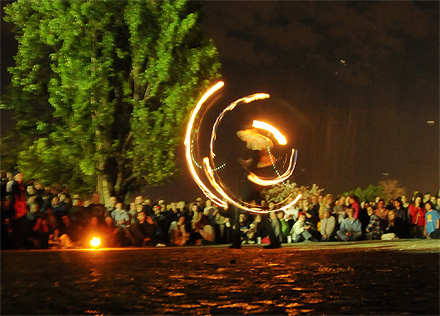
[184,81,301,214]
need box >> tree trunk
[96,167,112,206]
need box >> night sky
[1,1,439,202]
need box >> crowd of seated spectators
[1,170,439,249]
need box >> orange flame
[90,237,101,248]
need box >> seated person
[130,211,158,246]
[320,209,336,241]
[169,216,189,246]
[336,208,362,241]
[365,206,382,240]
[59,214,80,244]
[384,209,406,239]
[289,212,317,242]
[238,213,252,244]
[189,214,214,245]
[253,213,283,248]
[111,202,132,246]
[31,216,49,249]
[199,215,215,245]
[111,202,130,228]
[102,216,117,247]
[277,211,290,243]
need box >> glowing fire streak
[185,81,301,213]
[184,81,227,208]
[247,149,297,186]
[252,120,287,145]
[90,237,101,248]
[203,157,302,213]
[209,94,270,159]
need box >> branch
[142,83,152,105]
[122,131,134,156]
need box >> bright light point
[90,237,101,248]
[243,94,270,103]
[252,120,287,145]
[427,120,435,125]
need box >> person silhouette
[229,129,281,249]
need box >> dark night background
[1,1,439,201]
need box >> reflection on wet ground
[1,240,439,315]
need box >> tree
[2,0,220,204]
[262,181,324,203]
[344,184,385,203]
[379,179,406,201]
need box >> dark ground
[1,239,439,315]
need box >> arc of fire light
[185,81,301,213]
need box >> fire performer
[229,128,282,249]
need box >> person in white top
[290,212,314,242]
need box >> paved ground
[1,239,439,315]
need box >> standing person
[348,195,360,219]
[424,201,439,239]
[310,195,320,219]
[269,210,283,243]
[409,193,426,238]
[333,196,347,226]
[88,192,106,225]
[231,128,281,249]
[393,198,410,238]
[303,198,319,230]
[375,199,389,220]
[1,170,8,209]
[10,171,29,248]
[359,202,371,233]
[319,194,334,220]
[5,171,14,196]
[375,199,389,232]
[401,195,410,209]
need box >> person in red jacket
[409,193,426,238]
[348,195,360,219]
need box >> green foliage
[263,181,388,203]
[344,184,385,203]
[17,138,95,192]
[2,0,220,200]
[0,134,27,172]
